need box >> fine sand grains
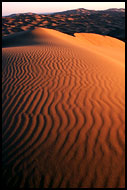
[2,28,125,188]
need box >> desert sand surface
[2,28,125,188]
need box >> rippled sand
[2,28,125,188]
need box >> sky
[2,2,125,16]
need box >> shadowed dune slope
[2,28,76,48]
[2,28,125,188]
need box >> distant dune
[2,8,125,41]
[2,28,125,188]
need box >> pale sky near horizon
[2,2,125,16]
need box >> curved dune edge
[2,28,125,188]
[2,28,76,48]
[74,33,125,65]
[2,27,125,65]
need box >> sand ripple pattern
[2,40,125,188]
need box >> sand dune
[2,9,125,41]
[2,28,125,188]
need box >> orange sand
[2,28,125,188]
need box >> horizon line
[2,7,125,17]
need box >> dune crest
[3,28,124,65]
[2,27,76,48]
[74,33,125,64]
[2,28,125,188]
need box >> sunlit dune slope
[2,28,125,188]
[74,33,125,65]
